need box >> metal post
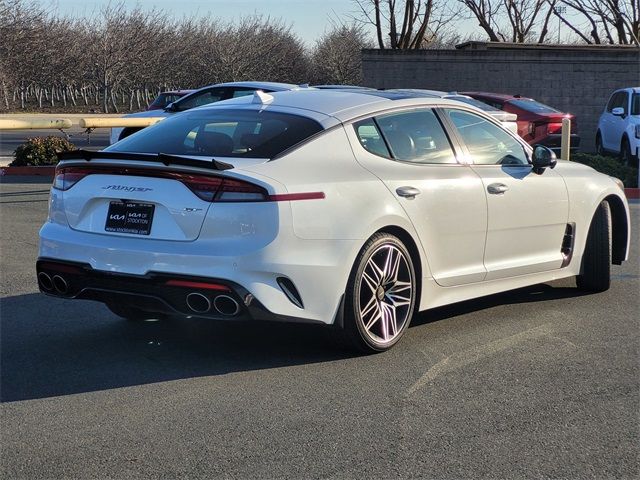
[561,117,571,160]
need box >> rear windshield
[508,99,561,114]
[107,109,323,158]
[632,93,640,116]
[447,96,500,112]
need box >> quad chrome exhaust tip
[186,292,211,313]
[38,272,53,291]
[213,295,240,316]
[52,275,69,294]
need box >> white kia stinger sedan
[38,89,631,352]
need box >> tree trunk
[102,84,109,113]
[110,91,119,113]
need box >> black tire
[339,233,417,353]
[620,137,636,168]
[595,131,604,156]
[106,302,158,322]
[576,201,611,292]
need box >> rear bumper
[38,222,359,325]
[539,133,581,152]
[36,258,324,324]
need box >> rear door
[442,108,569,280]
[347,108,488,286]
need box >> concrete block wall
[362,46,640,152]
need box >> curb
[0,166,55,176]
[1,165,639,200]
[625,188,639,199]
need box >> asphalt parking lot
[1,177,638,479]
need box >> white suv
[596,87,640,165]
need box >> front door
[443,108,569,280]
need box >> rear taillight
[53,167,93,191]
[51,165,297,203]
[546,123,563,135]
[180,175,268,202]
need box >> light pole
[554,6,567,44]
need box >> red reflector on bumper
[38,262,84,274]
[164,280,231,291]
[268,192,325,201]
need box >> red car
[147,90,194,111]
[462,92,580,153]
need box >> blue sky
[37,0,364,44]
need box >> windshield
[107,109,323,158]
[632,93,640,116]
[509,99,561,114]
[447,96,500,112]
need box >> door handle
[396,186,421,198]
[487,183,509,195]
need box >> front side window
[108,109,323,158]
[606,92,619,112]
[631,93,640,116]
[230,88,260,98]
[445,109,528,166]
[375,109,457,164]
[616,91,630,114]
[173,88,226,111]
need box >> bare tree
[552,0,640,45]
[352,0,460,48]
[310,24,373,84]
[457,0,558,43]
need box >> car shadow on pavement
[1,281,587,402]
[413,280,587,327]
[0,293,357,402]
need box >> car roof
[381,88,487,101]
[312,85,373,90]
[159,90,194,95]
[203,81,302,91]
[616,87,640,93]
[195,89,488,127]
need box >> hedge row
[571,153,638,188]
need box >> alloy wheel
[358,244,413,344]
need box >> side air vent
[277,277,304,309]
[561,223,576,268]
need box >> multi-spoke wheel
[341,233,417,352]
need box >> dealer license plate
[105,201,155,235]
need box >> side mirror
[531,145,557,174]
[612,107,625,117]
[165,102,178,112]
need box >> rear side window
[374,109,457,164]
[108,109,323,158]
[353,118,391,158]
[509,99,560,114]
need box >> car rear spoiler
[57,150,234,171]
